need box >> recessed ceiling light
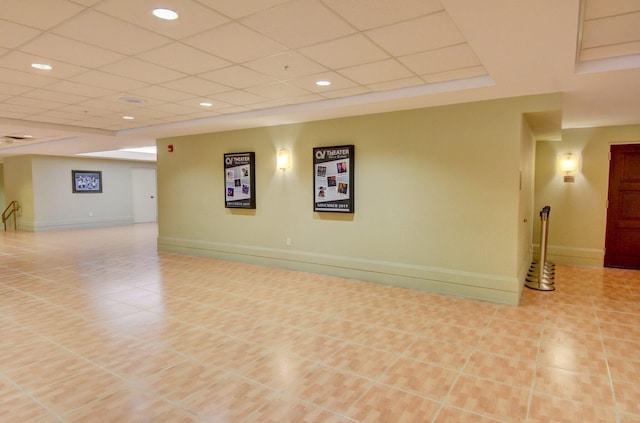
[199,102,213,107]
[122,116,135,120]
[152,8,179,20]
[316,80,331,86]
[31,63,52,70]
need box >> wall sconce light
[277,149,291,170]
[558,153,579,183]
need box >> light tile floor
[1,224,639,422]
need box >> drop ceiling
[0,0,639,159]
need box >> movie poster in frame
[313,145,354,213]
[224,152,256,209]
[72,170,102,193]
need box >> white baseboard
[158,236,521,305]
[24,217,134,232]
[532,244,604,267]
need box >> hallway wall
[534,125,640,266]
[3,155,156,232]
[157,94,559,305]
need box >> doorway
[604,144,640,269]
[132,168,157,223]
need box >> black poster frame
[72,170,102,193]
[224,152,256,209]
[313,145,354,213]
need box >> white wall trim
[27,217,134,232]
[158,236,520,305]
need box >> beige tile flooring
[1,223,639,422]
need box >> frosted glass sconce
[558,153,579,183]
[277,149,291,170]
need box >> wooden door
[604,144,640,268]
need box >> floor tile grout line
[595,303,623,423]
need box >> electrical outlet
[286,237,291,246]
[89,211,93,217]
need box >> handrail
[2,201,19,231]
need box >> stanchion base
[525,280,555,291]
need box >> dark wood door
[605,144,640,269]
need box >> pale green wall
[534,125,640,266]
[518,117,536,296]
[4,155,34,230]
[158,94,560,305]
[0,163,5,212]
[3,155,155,232]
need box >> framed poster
[72,170,102,193]
[224,152,256,209]
[313,145,354,213]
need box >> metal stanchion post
[526,206,555,291]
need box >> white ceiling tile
[183,23,288,64]
[338,59,413,85]
[421,66,487,83]
[244,81,311,99]
[78,98,140,113]
[585,0,640,19]
[175,98,233,110]
[0,68,57,88]
[70,70,149,91]
[582,12,640,49]
[125,108,173,120]
[252,93,324,109]
[44,80,117,98]
[22,89,90,104]
[52,11,170,55]
[322,0,444,30]
[244,51,327,79]
[137,43,230,74]
[1,0,85,30]
[366,12,466,56]
[148,102,203,115]
[163,76,232,96]
[200,66,277,89]
[0,51,88,79]
[399,44,481,76]
[0,82,33,96]
[286,71,359,92]
[211,90,267,105]
[96,0,229,39]
[128,85,194,103]
[214,105,250,114]
[241,0,356,48]
[299,34,389,69]
[6,96,66,110]
[70,0,101,6]
[0,102,46,115]
[0,20,42,49]
[581,41,640,62]
[319,86,370,99]
[100,58,187,84]
[182,110,222,119]
[197,0,290,19]
[20,34,125,68]
[99,93,162,108]
[25,114,75,125]
[367,76,425,92]
[30,109,86,121]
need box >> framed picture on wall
[313,145,354,213]
[224,152,256,209]
[72,170,102,193]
